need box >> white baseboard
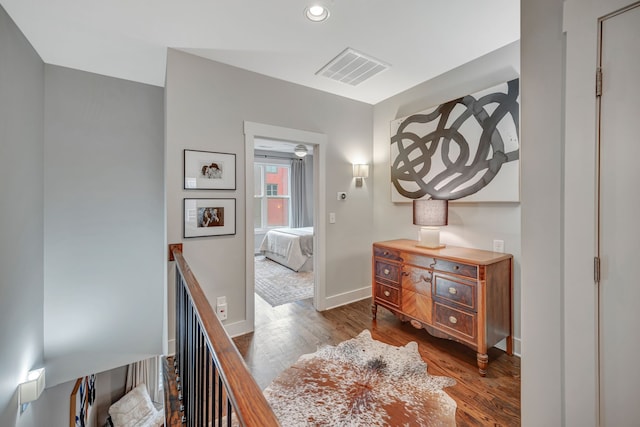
[166,320,253,355]
[224,319,254,338]
[323,286,371,310]
[495,336,522,357]
[513,336,522,357]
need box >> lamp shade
[352,164,369,178]
[413,199,448,226]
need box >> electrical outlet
[329,212,336,224]
[216,303,227,321]
[216,296,227,320]
[493,239,505,253]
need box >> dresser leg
[371,303,378,319]
[477,353,488,376]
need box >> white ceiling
[0,0,519,105]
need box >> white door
[598,3,640,425]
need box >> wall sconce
[19,368,45,409]
[352,164,369,187]
[413,199,448,248]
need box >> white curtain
[125,356,161,404]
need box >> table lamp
[413,199,448,248]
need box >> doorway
[597,2,640,424]
[253,139,315,314]
[243,121,328,332]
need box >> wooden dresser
[372,239,513,375]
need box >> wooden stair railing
[164,246,280,427]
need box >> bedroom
[253,140,316,310]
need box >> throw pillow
[108,383,162,427]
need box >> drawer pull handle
[454,266,460,270]
[420,274,432,283]
[384,290,391,297]
[384,251,389,255]
[448,287,457,295]
[449,316,458,324]
[401,271,409,276]
[383,268,390,275]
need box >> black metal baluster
[218,375,223,427]
[197,324,203,427]
[205,344,210,427]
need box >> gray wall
[43,65,166,387]
[28,364,127,427]
[372,41,522,352]
[0,5,45,426]
[165,49,373,340]
[520,0,565,425]
[530,1,638,425]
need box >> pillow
[108,383,163,427]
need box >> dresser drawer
[401,289,432,324]
[433,303,476,343]
[373,246,403,262]
[375,283,400,307]
[402,265,433,296]
[374,260,400,285]
[432,258,477,279]
[433,274,476,311]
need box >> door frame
[243,121,328,331]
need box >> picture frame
[70,376,93,427]
[390,78,520,203]
[184,149,236,190]
[183,198,236,238]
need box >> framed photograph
[183,198,236,238]
[184,149,236,190]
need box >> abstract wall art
[390,78,520,202]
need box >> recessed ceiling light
[305,5,330,22]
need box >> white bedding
[259,227,313,272]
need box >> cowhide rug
[263,330,457,426]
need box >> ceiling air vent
[316,47,390,86]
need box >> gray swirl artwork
[391,78,520,202]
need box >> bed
[259,227,314,272]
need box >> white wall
[43,65,166,387]
[0,5,45,426]
[372,41,522,352]
[165,49,373,340]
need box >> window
[254,162,291,230]
[266,184,278,196]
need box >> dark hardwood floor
[233,295,521,426]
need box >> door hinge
[594,256,601,283]
[596,68,603,97]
